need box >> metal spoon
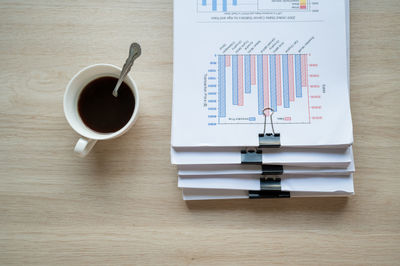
[112,42,142,97]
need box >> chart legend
[197,0,311,13]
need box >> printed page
[182,188,353,200]
[178,174,354,193]
[171,146,352,167]
[177,147,355,175]
[178,160,355,175]
[172,0,352,148]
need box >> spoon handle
[113,43,142,97]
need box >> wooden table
[1,1,399,264]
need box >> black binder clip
[260,177,282,190]
[241,108,281,165]
[258,107,281,148]
[241,149,262,165]
[248,190,290,199]
[249,177,290,198]
[261,165,284,175]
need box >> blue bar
[208,115,217,118]
[208,107,217,110]
[249,117,256,121]
[208,84,216,87]
[232,55,238,105]
[208,69,216,72]
[208,92,217,95]
[257,55,264,115]
[233,0,237,5]
[295,54,302,98]
[208,100,216,103]
[208,123,217,126]
[282,55,290,108]
[223,0,227,11]
[210,61,216,64]
[208,77,216,80]
[212,0,217,11]
[218,55,226,118]
[202,0,207,6]
[269,55,277,112]
[244,55,251,93]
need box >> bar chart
[197,0,310,13]
[207,54,311,125]
[198,0,254,12]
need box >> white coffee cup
[64,64,139,157]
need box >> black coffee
[78,76,135,133]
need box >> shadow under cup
[64,64,139,141]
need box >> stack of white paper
[172,0,354,200]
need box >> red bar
[251,55,256,85]
[301,54,307,87]
[288,55,295,102]
[238,55,244,106]
[263,55,269,116]
[276,55,282,106]
[225,55,231,67]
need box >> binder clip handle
[263,107,276,135]
[259,107,281,148]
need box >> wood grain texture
[0,0,399,265]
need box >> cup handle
[74,137,97,157]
